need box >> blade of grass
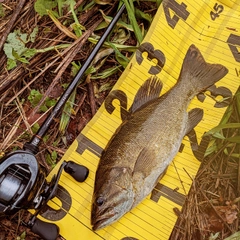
[47,9,78,39]
[88,37,137,52]
[59,88,76,134]
[98,9,134,31]
[122,0,143,44]
[91,65,120,79]
[204,123,240,136]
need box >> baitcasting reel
[0,149,89,240]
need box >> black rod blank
[25,4,126,153]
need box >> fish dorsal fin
[185,108,203,135]
[129,76,163,114]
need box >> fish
[91,44,228,231]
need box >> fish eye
[96,196,105,206]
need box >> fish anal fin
[129,76,163,114]
[133,147,157,178]
[185,108,203,135]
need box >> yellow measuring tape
[39,0,240,239]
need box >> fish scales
[91,44,228,231]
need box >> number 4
[163,0,190,29]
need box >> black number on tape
[76,133,103,157]
[105,89,129,121]
[163,0,190,29]
[150,183,185,205]
[136,42,165,75]
[185,129,211,162]
[197,85,232,108]
[121,238,139,240]
[40,185,72,221]
[227,34,240,62]
[210,3,224,20]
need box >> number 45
[210,3,224,21]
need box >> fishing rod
[0,3,126,240]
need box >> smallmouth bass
[91,44,228,230]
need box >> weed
[28,89,57,112]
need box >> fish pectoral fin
[185,108,203,135]
[129,76,163,114]
[133,147,157,177]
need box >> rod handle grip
[31,218,59,240]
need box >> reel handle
[64,161,89,182]
[31,218,59,240]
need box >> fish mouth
[92,218,112,231]
[92,207,116,231]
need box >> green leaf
[224,148,240,158]
[59,89,76,134]
[18,57,30,64]
[98,9,134,32]
[212,132,225,140]
[204,141,218,157]
[98,82,113,92]
[94,0,113,4]
[7,58,17,70]
[108,41,129,68]
[4,31,27,59]
[224,231,240,240]
[204,123,240,136]
[28,89,43,107]
[40,105,49,112]
[156,0,163,7]
[218,105,233,125]
[45,97,57,107]
[3,29,38,69]
[209,232,219,240]
[226,136,240,143]
[20,231,26,240]
[82,1,95,11]
[88,37,137,52]
[23,48,37,58]
[122,0,143,44]
[46,152,56,167]
[112,28,131,45]
[0,3,5,17]
[91,66,120,79]
[34,0,58,16]
[135,8,152,23]
[70,61,80,77]
[12,49,21,59]
[32,123,40,134]
[51,150,58,161]
[234,91,240,120]
[57,0,64,16]
[71,23,83,37]
[29,26,39,42]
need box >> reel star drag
[0,4,125,240]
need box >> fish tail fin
[179,44,228,92]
